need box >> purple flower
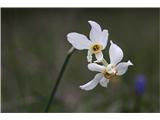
[134,74,147,95]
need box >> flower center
[103,64,117,80]
[90,43,103,54]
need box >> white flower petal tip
[67,33,71,37]
[116,60,133,76]
[127,60,133,66]
[110,40,117,46]
[88,20,102,40]
[79,85,87,90]
[79,85,93,91]
[109,40,124,65]
[67,32,91,50]
[79,81,95,91]
[88,20,102,32]
[88,21,99,28]
[110,40,113,43]
[79,73,103,91]
[88,20,101,29]
[110,40,118,46]
[103,29,108,32]
[88,20,97,24]
[102,29,109,36]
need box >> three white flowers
[67,20,133,91]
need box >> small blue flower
[135,74,147,95]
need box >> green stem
[44,47,75,112]
[102,58,108,67]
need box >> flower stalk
[44,47,75,112]
[102,58,108,67]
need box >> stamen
[103,64,117,80]
[103,72,116,80]
[90,43,103,54]
[93,45,100,51]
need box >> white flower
[80,40,133,91]
[67,20,109,63]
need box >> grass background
[1,8,159,112]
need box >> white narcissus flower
[80,40,133,91]
[67,20,109,63]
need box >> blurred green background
[1,8,160,113]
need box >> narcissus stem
[102,58,108,67]
[44,47,75,112]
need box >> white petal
[88,20,102,42]
[87,50,93,63]
[80,73,103,91]
[99,29,109,49]
[88,63,105,72]
[67,32,91,50]
[94,52,103,63]
[116,60,133,76]
[109,40,124,65]
[99,77,109,88]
